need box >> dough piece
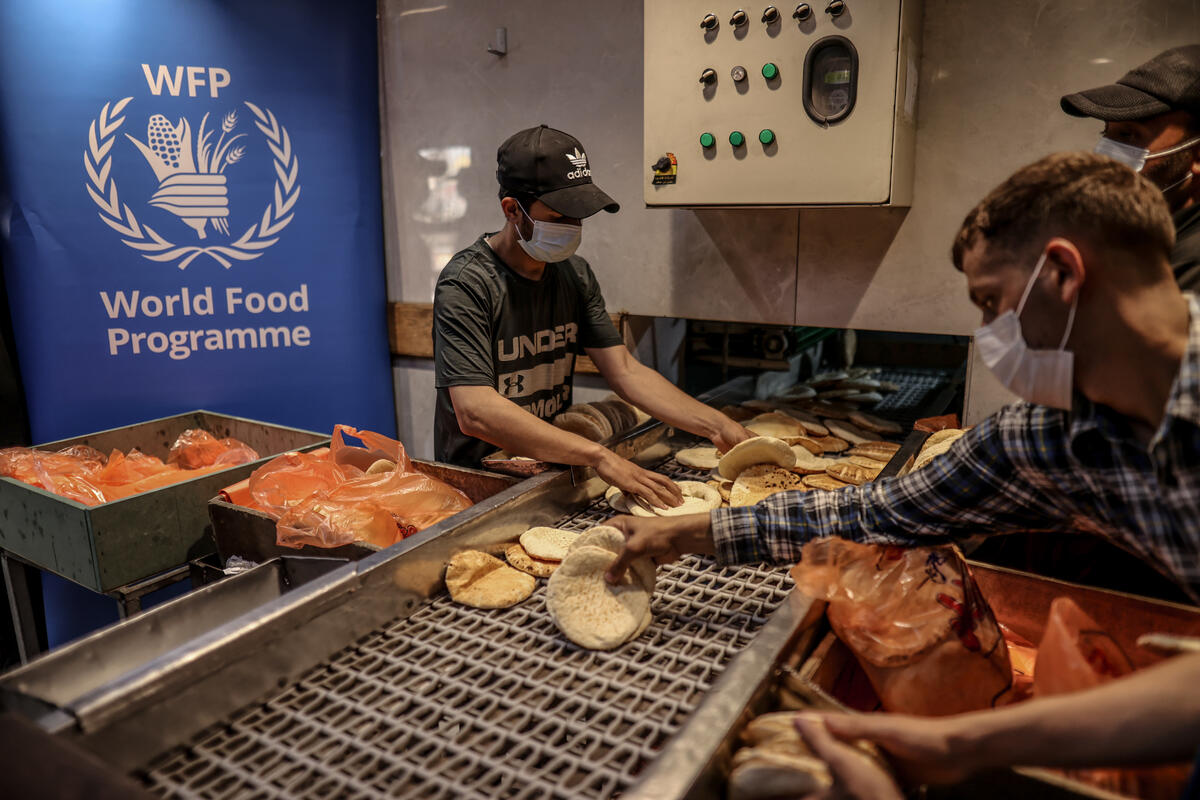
[519,526,581,561]
[826,462,878,486]
[567,526,655,592]
[505,543,559,578]
[718,436,796,480]
[553,411,606,442]
[546,545,651,650]
[366,458,396,474]
[675,446,720,470]
[746,412,807,441]
[811,435,850,454]
[825,420,875,445]
[803,473,850,491]
[730,465,807,506]
[848,411,904,436]
[445,550,535,609]
[563,404,613,440]
[605,484,631,513]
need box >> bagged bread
[792,539,1012,716]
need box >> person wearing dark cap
[1062,44,1200,289]
[432,125,751,505]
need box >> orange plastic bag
[792,539,1012,716]
[272,426,471,549]
[167,429,259,469]
[0,446,109,505]
[248,451,360,518]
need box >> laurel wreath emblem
[84,97,300,269]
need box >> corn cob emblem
[126,111,245,240]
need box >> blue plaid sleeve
[710,407,1073,566]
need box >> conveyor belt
[141,468,792,799]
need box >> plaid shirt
[711,294,1200,603]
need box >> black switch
[700,13,718,29]
[762,5,780,22]
[652,156,672,172]
[699,68,717,85]
[730,9,749,27]
[793,3,812,20]
[826,0,846,16]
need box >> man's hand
[793,714,905,800]
[595,450,683,509]
[605,513,716,583]
[799,712,971,788]
[710,417,755,454]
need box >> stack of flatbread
[545,526,656,650]
[445,525,590,609]
[552,397,645,443]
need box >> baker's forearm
[456,391,605,467]
[955,653,1200,769]
[612,361,726,438]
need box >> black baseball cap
[1061,44,1200,121]
[496,125,619,218]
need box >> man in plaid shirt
[609,152,1200,604]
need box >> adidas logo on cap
[565,147,591,179]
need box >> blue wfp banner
[0,0,395,443]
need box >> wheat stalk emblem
[84,98,300,269]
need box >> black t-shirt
[433,234,624,466]
[1173,203,1200,291]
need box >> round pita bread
[590,400,626,435]
[848,410,904,436]
[790,446,844,474]
[826,461,878,486]
[810,370,848,387]
[924,428,967,448]
[730,465,807,506]
[718,436,796,480]
[633,441,672,465]
[789,436,824,455]
[564,404,613,440]
[746,412,807,441]
[803,473,850,491]
[519,527,581,561]
[811,435,849,454]
[825,419,874,445]
[445,550,535,609]
[631,480,721,517]
[546,545,651,650]
[553,411,606,442]
[843,391,883,405]
[675,446,720,470]
[366,458,396,474]
[505,543,559,578]
[776,408,829,436]
[567,526,656,592]
[848,442,900,462]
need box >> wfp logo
[84,65,301,270]
[564,147,591,180]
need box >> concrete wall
[380,0,1200,453]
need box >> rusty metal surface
[0,411,327,592]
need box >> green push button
[762,62,779,80]
[699,132,715,148]
[759,128,775,145]
[729,130,745,147]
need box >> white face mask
[1094,134,1200,176]
[513,202,581,262]
[974,251,1079,410]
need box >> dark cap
[496,125,619,218]
[1061,44,1200,121]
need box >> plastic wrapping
[792,539,1012,716]
[249,426,472,550]
[167,428,259,469]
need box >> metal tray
[0,411,328,593]
[626,563,1200,800]
[208,460,520,564]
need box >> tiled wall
[381,0,1199,456]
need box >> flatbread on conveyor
[519,527,581,561]
[566,526,656,593]
[546,543,653,650]
[746,412,808,441]
[730,465,807,506]
[825,461,879,486]
[718,436,796,480]
[810,435,849,454]
[776,409,829,437]
[790,446,845,475]
[630,480,721,517]
[848,410,904,436]
[803,473,851,491]
[675,446,720,470]
[445,550,536,609]
[504,543,560,578]
[848,442,900,462]
[824,419,875,445]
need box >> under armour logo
[502,374,525,395]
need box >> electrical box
[644,1,922,207]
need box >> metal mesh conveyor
[141,455,793,800]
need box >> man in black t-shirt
[1062,45,1200,289]
[433,125,752,507]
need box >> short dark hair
[951,151,1175,274]
[498,187,539,210]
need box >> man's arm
[803,652,1200,792]
[449,385,682,507]
[585,344,753,452]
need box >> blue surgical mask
[1095,134,1200,174]
[514,203,581,262]
[974,251,1078,410]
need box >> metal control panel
[645,1,922,206]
